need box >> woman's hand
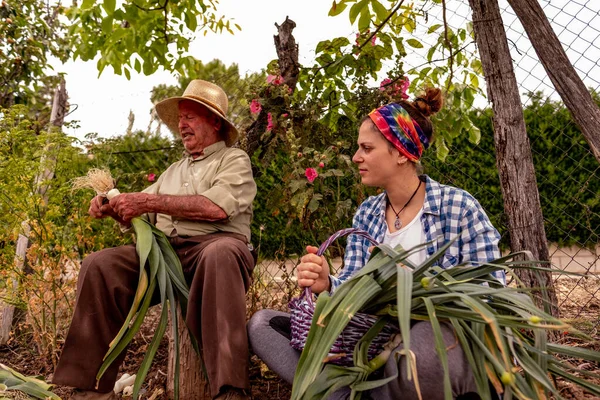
[296,245,331,294]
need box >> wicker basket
[289,228,399,366]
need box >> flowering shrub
[379,77,410,100]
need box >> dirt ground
[1,276,599,399]
[1,305,292,400]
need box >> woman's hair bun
[412,87,443,117]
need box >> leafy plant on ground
[0,363,60,400]
[291,242,600,399]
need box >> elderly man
[53,80,257,400]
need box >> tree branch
[303,0,406,73]
[441,0,454,90]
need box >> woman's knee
[248,309,268,329]
[248,309,277,336]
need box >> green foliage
[0,363,61,400]
[66,0,240,77]
[0,0,69,115]
[299,0,484,160]
[247,76,385,258]
[0,106,88,251]
[0,105,184,362]
[422,92,600,248]
[0,105,91,361]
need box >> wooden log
[245,17,299,159]
[468,0,559,316]
[166,303,210,399]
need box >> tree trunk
[273,17,300,91]
[167,303,210,399]
[468,0,559,317]
[0,78,68,345]
[507,0,600,163]
[245,17,299,159]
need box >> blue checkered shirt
[330,175,505,291]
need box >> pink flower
[371,35,377,46]
[305,168,318,183]
[250,99,262,114]
[147,173,156,182]
[281,113,289,118]
[267,112,274,131]
[379,77,410,99]
[379,78,392,91]
[266,75,284,85]
[399,77,410,99]
[319,162,325,168]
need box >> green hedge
[255,94,599,256]
[418,93,598,250]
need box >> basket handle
[301,228,379,306]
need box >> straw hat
[155,79,239,146]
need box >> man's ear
[213,116,223,132]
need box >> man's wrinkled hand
[89,195,117,219]
[109,193,149,222]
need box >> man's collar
[186,141,226,161]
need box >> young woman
[248,88,504,399]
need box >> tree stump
[167,304,210,399]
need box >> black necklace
[387,179,422,230]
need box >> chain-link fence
[413,0,600,335]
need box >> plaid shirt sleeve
[330,207,366,292]
[330,196,380,292]
[458,196,506,285]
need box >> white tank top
[383,206,427,266]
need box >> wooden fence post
[0,77,68,345]
[467,0,559,316]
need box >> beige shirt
[142,141,256,241]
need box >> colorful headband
[368,103,429,162]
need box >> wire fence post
[0,77,68,345]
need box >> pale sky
[50,0,600,142]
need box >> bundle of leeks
[291,240,600,400]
